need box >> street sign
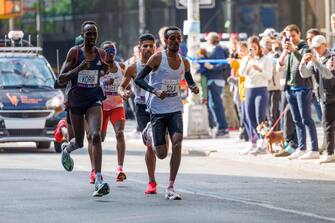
[0,0,23,19]
[176,0,215,9]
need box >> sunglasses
[104,47,116,55]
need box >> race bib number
[77,70,99,88]
[162,79,179,97]
[104,78,121,96]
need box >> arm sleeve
[134,65,156,93]
[185,70,196,87]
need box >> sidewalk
[119,120,335,178]
[182,127,335,178]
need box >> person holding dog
[238,36,273,155]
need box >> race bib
[162,79,179,97]
[104,77,121,96]
[77,70,99,88]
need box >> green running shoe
[92,182,110,197]
[61,143,74,172]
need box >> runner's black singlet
[68,47,105,108]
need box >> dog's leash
[268,104,289,134]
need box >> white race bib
[105,78,121,96]
[77,70,99,88]
[162,79,179,97]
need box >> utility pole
[186,0,200,59]
[36,0,44,47]
[226,0,232,33]
[325,0,331,46]
[9,18,14,30]
[300,0,306,36]
[138,0,146,34]
[183,0,210,138]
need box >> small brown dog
[256,121,285,154]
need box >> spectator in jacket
[278,24,319,160]
[203,32,230,137]
[300,35,335,163]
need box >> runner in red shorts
[99,41,127,182]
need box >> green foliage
[44,0,72,17]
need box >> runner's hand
[77,59,92,71]
[154,90,167,100]
[120,90,132,100]
[106,78,114,85]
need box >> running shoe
[145,182,157,194]
[115,167,127,182]
[54,119,67,143]
[90,169,96,184]
[92,182,110,197]
[142,122,152,147]
[61,143,74,172]
[165,188,182,200]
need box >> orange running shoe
[145,182,157,194]
[54,119,67,143]
[115,167,127,182]
[89,169,96,184]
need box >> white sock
[168,180,174,190]
[95,172,102,184]
[66,139,81,153]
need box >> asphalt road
[1,138,335,223]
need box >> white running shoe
[320,154,335,164]
[299,151,319,160]
[288,149,306,160]
[165,188,182,200]
[249,146,267,156]
[240,143,257,155]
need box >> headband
[166,30,181,38]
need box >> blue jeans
[311,95,322,122]
[286,89,318,151]
[208,82,228,130]
[241,101,252,142]
[245,87,269,143]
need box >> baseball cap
[259,28,279,38]
[310,35,327,48]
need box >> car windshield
[0,57,54,88]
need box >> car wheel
[36,141,51,149]
[54,141,63,153]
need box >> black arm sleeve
[185,70,196,87]
[134,65,156,93]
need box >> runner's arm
[118,63,135,97]
[134,53,161,93]
[183,58,199,94]
[57,48,79,85]
[183,58,196,88]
